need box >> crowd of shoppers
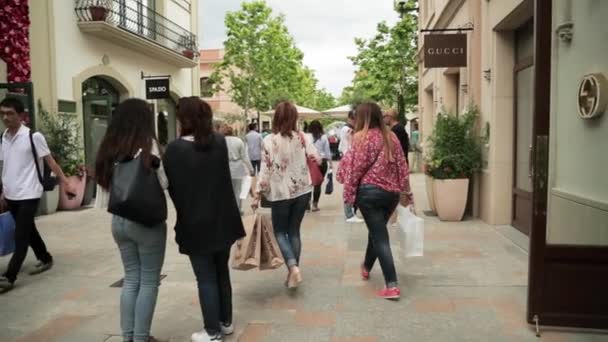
[0,96,413,342]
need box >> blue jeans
[356,185,399,288]
[271,193,311,268]
[112,216,167,342]
[189,250,233,336]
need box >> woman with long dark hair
[337,102,411,300]
[95,98,168,342]
[252,101,321,289]
[308,120,332,211]
[162,97,245,342]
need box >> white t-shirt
[1,125,51,200]
[338,125,353,153]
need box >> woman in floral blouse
[337,102,412,300]
[253,102,321,289]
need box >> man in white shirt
[245,123,263,175]
[0,97,75,293]
[338,110,364,223]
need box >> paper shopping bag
[0,212,16,257]
[396,205,424,258]
[239,175,252,200]
[230,214,261,270]
[258,212,284,270]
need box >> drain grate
[110,274,167,288]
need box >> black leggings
[312,159,329,204]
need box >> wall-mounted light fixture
[483,69,492,81]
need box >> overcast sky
[199,0,399,98]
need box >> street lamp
[394,0,418,18]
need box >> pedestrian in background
[0,97,76,294]
[338,102,411,300]
[338,110,364,223]
[163,97,245,342]
[223,125,254,213]
[308,120,332,212]
[253,101,321,289]
[95,98,168,342]
[245,123,263,175]
[384,108,414,225]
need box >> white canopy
[264,104,323,118]
[323,104,352,118]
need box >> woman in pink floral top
[253,102,321,290]
[337,102,412,300]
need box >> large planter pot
[89,6,108,21]
[433,178,470,221]
[58,174,87,210]
[182,49,195,59]
[36,188,60,216]
[425,175,437,212]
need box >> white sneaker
[191,330,222,342]
[221,322,234,335]
[346,216,365,224]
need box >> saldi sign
[424,34,467,68]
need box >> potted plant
[426,107,482,221]
[88,0,110,21]
[178,34,195,59]
[37,102,87,211]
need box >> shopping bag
[230,214,261,270]
[258,212,284,270]
[325,170,334,195]
[396,205,424,258]
[0,212,16,256]
[240,175,252,200]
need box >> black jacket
[163,133,245,255]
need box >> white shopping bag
[396,205,424,258]
[240,176,252,200]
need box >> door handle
[528,144,534,179]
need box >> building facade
[199,48,272,133]
[1,0,200,203]
[419,0,608,328]
[418,0,538,232]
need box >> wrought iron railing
[75,0,198,60]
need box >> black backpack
[1,129,57,192]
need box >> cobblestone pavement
[1,174,606,342]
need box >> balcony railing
[75,0,198,60]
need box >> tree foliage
[345,0,418,121]
[210,1,335,115]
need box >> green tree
[346,0,418,121]
[211,1,330,115]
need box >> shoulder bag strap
[28,130,44,184]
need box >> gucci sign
[424,34,467,68]
[577,73,607,119]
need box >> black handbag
[325,172,334,195]
[108,155,167,227]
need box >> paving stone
[1,174,604,341]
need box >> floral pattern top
[337,128,410,205]
[257,131,321,202]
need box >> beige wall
[546,0,608,245]
[419,0,530,225]
[200,49,244,118]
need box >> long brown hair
[354,102,394,161]
[272,101,298,137]
[177,97,214,150]
[95,98,159,190]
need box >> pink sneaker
[377,287,401,300]
[360,264,370,280]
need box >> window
[200,77,214,97]
[117,0,157,40]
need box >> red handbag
[299,132,324,186]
